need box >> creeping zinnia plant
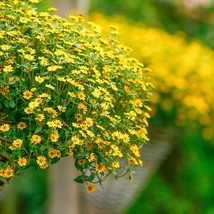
[0,0,153,191]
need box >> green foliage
[38,0,51,11]
[125,132,214,214]
[90,0,214,49]
[0,168,47,214]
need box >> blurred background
[1,0,214,213]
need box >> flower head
[30,134,42,145]
[18,157,28,166]
[17,122,27,130]
[86,183,96,193]
[23,90,33,100]
[36,156,47,168]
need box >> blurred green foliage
[0,168,47,214]
[38,0,51,11]
[125,131,214,214]
[90,0,214,49]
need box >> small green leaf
[35,127,42,134]
[74,153,87,160]
[74,175,84,183]
[88,173,96,181]
[4,100,9,108]
[9,100,16,108]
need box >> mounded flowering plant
[0,1,153,191]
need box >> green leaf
[65,108,74,117]
[74,175,84,183]
[87,173,96,181]
[4,100,9,108]
[74,153,87,160]
[9,100,16,108]
[35,127,42,134]
[75,159,83,170]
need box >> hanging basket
[80,127,178,214]
[0,0,153,191]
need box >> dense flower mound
[90,13,214,141]
[0,1,153,190]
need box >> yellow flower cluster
[90,13,214,141]
[0,1,153,187]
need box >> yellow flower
[78,102,87,114]
[111,84,118,91]
[130,145,140,157]
[44,108,58,118]
[47,121,56,127]
[48,7,58,12]
[0,31,4,39]
[38,56,49,66]
[71,135,83,145]
[24,54,34,61]
[40,162,49,169]
[31,87,37,92]
[80,123,88,131]
[19,17,29,24]
[3,165,14,178]
[39,93,51,98]
[12,139,23,148]
[78,92,86,100]
[57,105,66,112]
[95,163,106,173]
[48,149,61,158]
[35,76,45,83]
[35,114,45,122]
[57,76,66,82]
[29,0,39,3]
[75,113,82,121]
[29,101,39,109]
[84,117,93,127]
[86,183,96,193]
[86,130,95,138]
[54,120,63,128]
[50,131,59,142]
[18,157,28,166]
[111,131,123,140]
[3,65,14,73]
[47,65,62,72]
[128,158,138,165]
[24,107,33,114]
[1,45,11,51]
[30,134,42,145]
[68,91,76,98]
[131,99,143,108]
[121,133,130,143]
[67,149,74,156]
[0,86,9,95]
[0,124,10,132]
[36,156,47,167]
[112,162,120,169]
[45,84,55,90]
[23,90,33,100]
[88,153,96,162]
[92,88,101,98]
